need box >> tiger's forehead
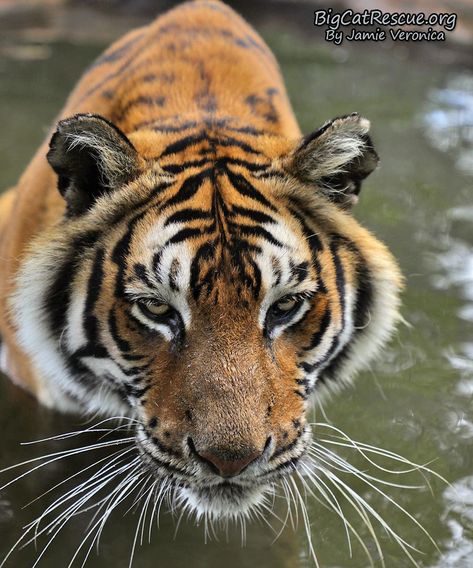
[124,169,318,305]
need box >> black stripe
[86,32,144,72]
[231,205,275,225]
[229,222,283,248]
[115,95,166,120]
[319,244,374,383]
[150,436,182,459]
[160,132,209,157]
[353,259,373,330]
[134,263,157,290]
[111,211,148,297]
[162,169,211,209]
[290,261,309,284]
[301,307,331,354]
[307,244,347,374]
[190,240,217,300]
[271,436,302,460]
[225,124,267,136]
[134,117,198,131]
[247,256,262,299]
[140,445,189,477]
[208,135,259,154]
[166,226,210,245]
[46,231,100,340]
[330,241,346,316]
[165,208,212,225]
[108,307,131,352]
[225,169,277,212]
[219,157,270,172]
[82,247,105,349]
[169,259,180,292]
[162,158,210,174]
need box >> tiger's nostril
[198,450,260,478]
[263,435,273,454]
[187,437,264,478]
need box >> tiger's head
[13,113,402,520]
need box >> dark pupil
[270,298,300,322]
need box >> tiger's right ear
[47,113,141,216]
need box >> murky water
[0,18,472,568]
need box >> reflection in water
[423,74,473,175]
[0,498,12,523]
[431,478,473,568]
[426,72,473,564]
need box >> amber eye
[275,297,298,312]
[137,301,171,320]
[266,295,303,331]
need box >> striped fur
[0,0,402,518]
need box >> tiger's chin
[177,482,269,521]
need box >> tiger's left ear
[47,113,141,216]
[285,113,379,209]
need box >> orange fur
[0,2,404,529]
[0,0,304,396]
[0,0,401,438]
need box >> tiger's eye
[140,302,170,317]
[275,298,297,312]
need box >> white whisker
[0,437,135,493]
[288,476,320,568]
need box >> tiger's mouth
[137,444,275,519]
[135,424,312,520]
[177,481,270,520]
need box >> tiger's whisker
[297,464,354,557]
[280,478,296,532]
[21,416,139,446]
[0,449,137,568]
[128,475,154,568]
[15,458,139,568]
[0,437,135,492]
[310,422,447,483]
[282,475,300,531]
[308,445,426,490]
[297,465,378,567]
[141,480,158,546]
[307,446,440,555]
[67,466,145,568]
[23,446,135,509]
[319,465,422,565]
[288,476,320,568]
[26,457,137,547]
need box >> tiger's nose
[198,449,261,478]
[188,438,264,478]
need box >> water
[0,18,472,568]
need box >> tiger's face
[14,113,402,519]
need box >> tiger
[0,0,402,522]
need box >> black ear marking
[47,113,140,216]
[287,113,379,209]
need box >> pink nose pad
[197,449,261,478]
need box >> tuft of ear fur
[286,113,379,208]
[47,113,140,216]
